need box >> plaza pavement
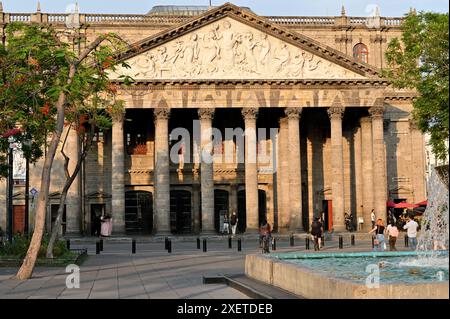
[0,233,413,299]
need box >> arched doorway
[237,190,246,233]
[237,189,268,233]
[170,190,192,234]
[214,189,229,233]
[258,189,267,226]
[125,191,153,234]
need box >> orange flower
[40,102,50,115]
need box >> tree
[384,11,449,161]
[0,22,131,279]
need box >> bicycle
[261,234,271,254]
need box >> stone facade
[0,3,426,235]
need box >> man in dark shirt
[311,217,323,251]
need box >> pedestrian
[230,211,238,236]
[403,215,419,250]
[223,214,230,235]
[369,218,386,252]
[310,217,323,251]
[371,209,376,229]
[386,221,399,251]
[94,212,102,237]
[259,220,271,253]
[101,213,113,237]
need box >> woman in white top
[385,221,399,251]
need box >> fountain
[245,166,449,298]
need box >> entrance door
[170,190,192,234]
[214,190,229,233]
[237,190,246,233]
[13,205,25,235]
[125,191,153,234]
[90,204,105,236]
[322,200,332,232]
[258,190,267,226]
[50,204,66,235]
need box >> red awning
[416,200,428,206]
[394,202,419,209]
[387,201,396,208]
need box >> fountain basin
[245,251,449,299]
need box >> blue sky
[1,0,448,16]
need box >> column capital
[153,108,170,121]
[285,107,303,119]
[369,106,384,119]
[111,110,125,123]
[198,108,215,120]
[327,107,345,120]
[359,116,372,125]
[241,107,258,121]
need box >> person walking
[403,215,419,250]
[310,217,323,251]
[222,214,230,235]
[369,218,386,252]
[259,220,271,253]
[371,209,376,229]
[230,211,238,237]
[386,221,399,251]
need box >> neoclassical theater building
[0,3,426,235]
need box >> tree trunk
[15,96,66,279]
[46,191,68,259]
[15,66,76,280]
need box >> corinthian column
[370,106,387,221]
[285,107,303,231]
[154,108,170,235]
[198,108,215,234]
[242,108,259,232]
[360,117,374,231]
[327,107,345,232]
[111,112,126,234]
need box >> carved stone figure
[273,43,290,73]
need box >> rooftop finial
[0,2,3,13]
[375,5,380,17]
[341,5,346,16]
[36,1,41,12]
[75,2,79,13]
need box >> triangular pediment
[110,3,381,82]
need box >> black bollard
[351,234,355,246]
[99,239,103,251]
[66,239,70,250]
[165,237,169,250]
[404,235,409,247]
[168,240,172,253]
[237,238,242,251]
[132,239,136,254]
[96,241,100,255]
[203,239,207,252]
[371,236,375,248]
[272,237,276,251]
[290,234,294,247]
[339,236,343,249]
[197,237,201,249]
[228,236,232,249]
[321,235,325,247]
[305,237,310,250]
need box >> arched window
[353,43,368,64]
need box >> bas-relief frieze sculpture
[110,18,365,80]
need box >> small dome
[146,5,251,16]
